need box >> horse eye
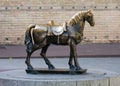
[88,13,93,17]
[87,16,91,19]
[88,14,93,18]
[87,16,92,21]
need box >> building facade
[0,0,120,44]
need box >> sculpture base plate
[26,68,87,74]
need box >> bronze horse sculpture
[25,10,95,73]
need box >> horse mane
[68,11,86,26]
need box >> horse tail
[24,24,35,46]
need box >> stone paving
[0,43,120,86]
[0,57,120,86]
[0,43,120,58]
[0,57,120,73]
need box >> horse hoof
[27,66,34,71]
[70,65,76,71]
[26,69,39,74]
[76,67,82,71]
[48,65,55,70]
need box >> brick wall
[0,0,120,44]
[0,0,119,6]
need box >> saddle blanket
[34,25,64,36]
[51,26,64,35]
[34,25,47,31]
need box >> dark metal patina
[24,10,95,74]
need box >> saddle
[35,21,67,36]
[51,26,64,35]
[48,20,66,36]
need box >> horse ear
[88,9,93,13]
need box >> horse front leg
[69,49,76,70]
[69,39,82,70]
[40,44,55,70]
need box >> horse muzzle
[90,22,95,27]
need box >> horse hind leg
[25,44,40,74]
[25,41,32,70]
[25,43,35,71]
[40,44,55,70]
[25,52,34,70]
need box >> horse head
[68,10,95,27]
[84,10,95,27]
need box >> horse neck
[74,17,85,33]
[79,12,86,33]
[68,12,86,33]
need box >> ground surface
[0,57,120,74]
[0,43,120,74]
[0,43,120,58]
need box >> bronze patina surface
[26,68,87,74]
[24,10,95,74]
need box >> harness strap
[47,26,51,36]
[30,28,35,45]
[58,35,59,44]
